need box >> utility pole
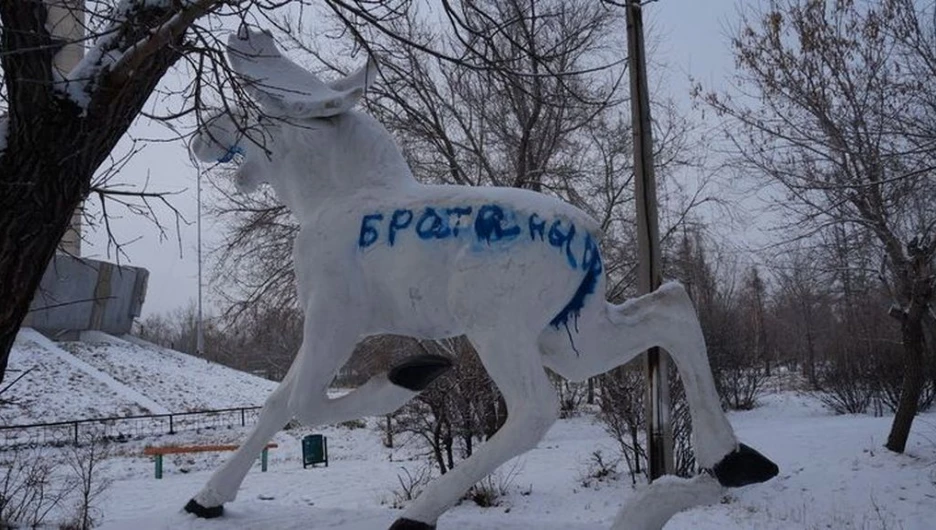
[626,0,674,479]
[196,167,204,358]
[47,0,85,256]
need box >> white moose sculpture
[186,28,778,530]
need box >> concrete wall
[24,255,148,337]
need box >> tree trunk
[0,115,91,381]
[431,416,447,475]
[444,432,454,471]
[0,181,78,378]
[804,327,817,387]
[885,244,933,453]
[885,316,926,453]
[385,415,393,448]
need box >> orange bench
[143,444,278,479]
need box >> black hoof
[711,443,779,488]
[389,518,436,530]
[388,354,453,392]
[184,499,224,518]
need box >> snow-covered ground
[3,328,935,529]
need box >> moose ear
[227,28,369,118]
[328,57,378,94]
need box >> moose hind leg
[624,283,778,484]
[631,284,777,484]
[391,332,558,529]
[544,282,777,485]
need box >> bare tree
[66,430,112,530]
[597,365,646,483]
[742,266,770,376]
[771,248,834,386]
[701,0,936,452]
[208,177,300,318]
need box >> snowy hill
[1,328,277,425]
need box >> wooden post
[626,0,674,480]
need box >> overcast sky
[81,0,742,319]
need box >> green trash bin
[302,434,328,468]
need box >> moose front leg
[186,354,452,519]
[185,367,296,516]
[186,290,364,517]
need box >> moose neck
[269,111,418,221]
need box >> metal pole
[625,0,674,480]
[196,169,204,358]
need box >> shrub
[0,446,73,527]
[0,432,111,529]
[579,450,619,488]
[388,465,432,510]
[465,463,522,508]
[337,418,367,430]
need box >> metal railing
[0,406,263,448]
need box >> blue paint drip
[549,235,603,354]
[217,145,244,163]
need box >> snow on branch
[59,0,224,110]
[108,0,223,84]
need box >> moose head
[191,28,413,216]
